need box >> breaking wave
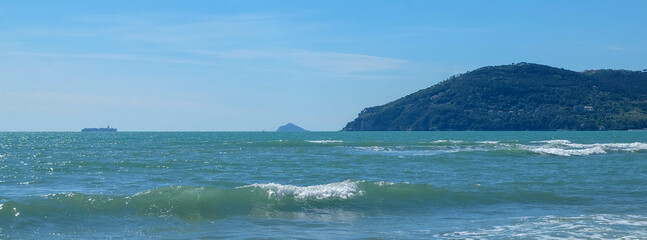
[0,181,579,221]
[243,180,359,199]
[523,140,647,156]
[351,139,647,157]
[223,137,647,157]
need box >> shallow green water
[1,132,646,238]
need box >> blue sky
[1,0,646,131]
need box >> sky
[1,0,646,131]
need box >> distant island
[82,125,117,132]
[343,63,647,131]
[277,123,308,132]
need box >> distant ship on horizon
[81,125,117,132]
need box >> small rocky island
[343,63,647,131]
[276,123,308,132]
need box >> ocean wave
[349,139,647,157]
[352,146,462,156]
[220,138,647,157]
[567,142,647,152]
[526,146,607,156]
[351,146,455,155]
[0,181,579,221]
[524,141,647,156]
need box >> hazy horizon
[2,0,646,131]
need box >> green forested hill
[343,63,647,131]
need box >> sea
[1,131,646,239]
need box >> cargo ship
[81,125,117,132]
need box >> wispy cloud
[10,12,297,57]
[4,51,227,67]
[60,13,288,44]
[0,91,231,114]
[204,49,407,73]
[215,49,275,59]
[396,25,501,38]
[585,44,647,53]
[289,50,406,73]
[607,45,624,51]
[416,26,496,33]
[5,48,407,74]
[6,12,409,76]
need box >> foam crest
[354,146,387,152]
[306,140,344,144]
[526,141,647,156]
[243,180,361,199]
[567,142,647,152]
[431,140,464,143]
[532,140,572,145]
[476,141,500,144]
[353,146,460,156]
[350,139,647,157]
[528,146,607,156]
[428,140,466,146]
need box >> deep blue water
[1,132,646,239]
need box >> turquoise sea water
[1,131,646,239]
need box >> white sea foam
[518,141,644,157]
[531,139,572,145]
[352,139,646,157]
[531,140,647,151]
[567,142,647,152]
[528,146,607,156]
[434,214,647,239]
[431,140,465,144]
[375,181,398,186]
[399,149,462,156]
[354,146,387,152]
[243,180,361,199]
[306,140,344,144]
[476,141,500,144]
[354,146,461,156]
